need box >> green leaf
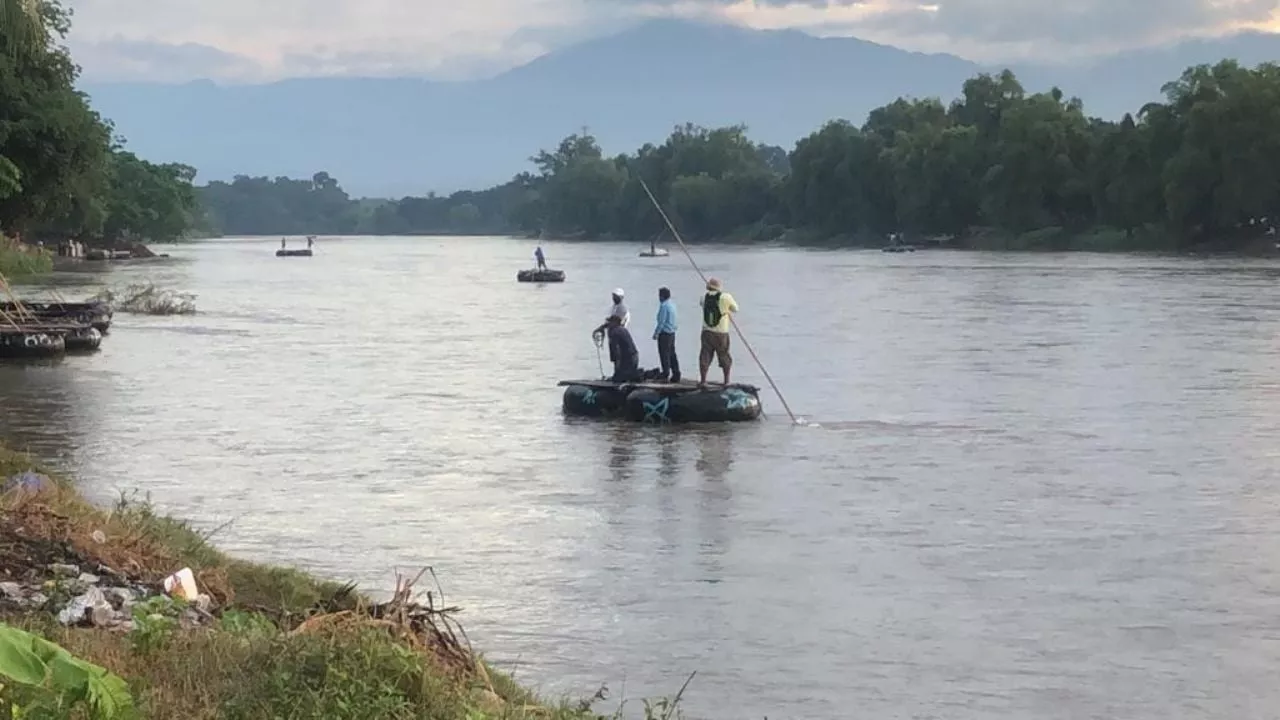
[0,626,49,687]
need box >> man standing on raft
[534,245,547,271]
[653,286,680,383]
[699,277,738,386]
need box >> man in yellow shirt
[698,277,739,386]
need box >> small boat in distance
[276,235,315,257]
[518,268,565,283]
[639,236,669,257]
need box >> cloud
[64,0,614,82]
[62,0,1280,82]
[628,0,1280,61]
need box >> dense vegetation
[200,60,1280,251]
[0,0,199,256]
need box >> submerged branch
[88,282,196,315]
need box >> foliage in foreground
[0,444,690,719]
[200,59,1280,252]
[0,625,135,720]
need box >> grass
[0,444,690,719]
[0,237,53,278]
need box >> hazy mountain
[78,20,1280,197]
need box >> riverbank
[0,444,627,719]
[0,238,53,279]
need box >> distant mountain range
[78,19,1280,197]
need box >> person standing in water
[534,245,547,270]
[698,277,738,386]
[653,286,680,383]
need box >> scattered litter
[163,567,197,600]
[50,563,80,578]
[0,581,22,600]
[57,587,113,626]
[3,471,48,494]
[91,530,107,544]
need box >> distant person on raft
[699,277,738,386]
[534,245,547,271]
[605,315,641,382]
[280,237,287,249]
[653,286,680,383]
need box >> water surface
[2,237,1279,719]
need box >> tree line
[198,58,1280,251]
[0,0,201,249]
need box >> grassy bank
[0,445,663,719]
[0,238,53,278]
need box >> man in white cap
[593,288,632,370]
[609,288,630,327]
[595,288,630,333]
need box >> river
[3,236,1280,719]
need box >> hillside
[78,20,1280,196]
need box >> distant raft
[276,249,313,257]
[518,268,566,283]
[558,379,762,423]
[881,245,916,253]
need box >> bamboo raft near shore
[0,285,113,358]
[0,320,104,358]
[0,300,113,333]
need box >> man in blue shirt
[653,286,681,382]
[534,245,547,270]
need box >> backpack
[703,292,723,327]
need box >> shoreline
[165,227,1280,255]
[0,443,632,719]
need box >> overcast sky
[64,0,1280,83]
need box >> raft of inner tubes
[517,268,566,283]
[0,301,113,333]
[558,379,762,423]
[276,248,313,257]
[0,332,66,358]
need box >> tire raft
[517,269,566,283]
[562,384,626,417]
[624,386,762,423]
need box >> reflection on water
[3,238,1280,719]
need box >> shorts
[699,329,731,369]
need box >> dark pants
[656,332,680,381]
[610,352,641,383]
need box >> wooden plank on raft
[556,379,760,394]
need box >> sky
[63,0,1280,83]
